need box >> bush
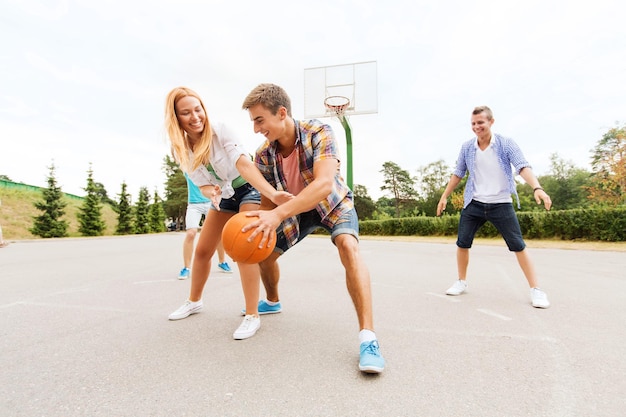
[359,207,626,242]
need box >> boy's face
[247,103,287,142]
[471,112,494,139]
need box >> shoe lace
[239,315,256,330]
[362,341,380,355]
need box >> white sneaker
[168,300,203,320]
[446,280,468,295]
[233,315,261,340]
[530,288,550,308]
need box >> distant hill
[0,180,118,240]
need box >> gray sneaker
[530,288,550,308]
[446,280,468,296]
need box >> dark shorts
[457,200,525,252]
[274,208,359,254]
[209,183,261,213]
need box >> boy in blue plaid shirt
[437,106,552,308]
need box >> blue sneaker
[241,299,282,316]
[218,262,233,273]
[178,267,190,280]
[359,340,385,373]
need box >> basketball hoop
[324,95,350,119]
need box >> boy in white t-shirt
[437,106,552,308]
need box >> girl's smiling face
[175,96,205,138]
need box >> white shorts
[185,202,211,230]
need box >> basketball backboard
[304,61,377,119]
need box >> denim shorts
[457,200,525,252]
[274,208,360,254]
[210,183,261,213]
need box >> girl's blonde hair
[164,87,213,173]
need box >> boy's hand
[534,189,552,210]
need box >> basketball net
[324,95,350,121]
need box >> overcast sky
[1,0,624,200]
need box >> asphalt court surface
[1,233,625,417]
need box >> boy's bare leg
[515,249,539,288]
[457,247,470,280]
[259,251,281,303]
[335,234,374,331]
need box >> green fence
[0,180,85,201]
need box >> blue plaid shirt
[453,133,531,209]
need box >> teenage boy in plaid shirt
[240,83,384,374]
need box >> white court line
[476,308,512,321]
[133,274,235,285]
[409,327,557,342]
[372,282,407,289]
[133,279,178,284]
[0,301,24,309]
[0,288,91,309]
[2,301,134,313]
[426,292,461,302]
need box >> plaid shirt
[453,133,531,209]
[254,119,353,248]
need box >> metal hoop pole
[337,115,353,190]
[324,96,353,190]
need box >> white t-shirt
[186,122,249,198]
[472,139,513,204]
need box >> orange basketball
[221,212,276,264]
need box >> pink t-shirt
[280,149,305,195]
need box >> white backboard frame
[304,61,378,119]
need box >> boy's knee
[335,233,358,249]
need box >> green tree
[149,189,166,233]
[518,153,591,211]
[30,163,69,238]
[586,124,626,206]
[380,161,418,218]
[78,165,106,236]
[353,184,376,220]
[134,186,151,234]
[373,196,395,219]
[0,174,12,181]
[115,182,134,235]
[415,159,451,216]
[162,155,187,228]
[93,181,116,206]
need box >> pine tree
[78,164,106,236]
[30,163,69,238]
[380,161,418,218]
[162,154,187,228]
[115,182,135,235]
[149,189,167,233]
[134,186,151,234]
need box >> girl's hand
[201,185,222,211]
